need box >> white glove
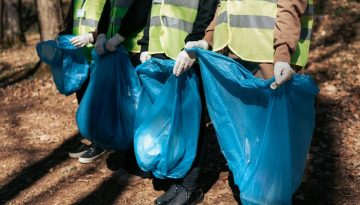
[173,50,196,76]
[184,40,209,50]
[140,51,151,63]
[106,33,125,52]
[95,34,107,55]
[270,61,295,89]
[70,33,94,48]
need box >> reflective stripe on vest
[73,0,106,35]
[213,0,313,67]
[148,0,200,60]
[73,0,106,60]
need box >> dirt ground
[1,1,360,205]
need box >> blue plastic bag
[76,46,141,150]
[36,35,89,96]
[188,48,319,205]
[134,59,202,179]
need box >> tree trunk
[1,0,25,48]
[0,0,3,41]
[35,0,63,41]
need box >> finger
[106,43,113,52]
[176,61,185,76]
[183,59,191,72]
[74,39,83,46]
[74,42,83,47]
[175,61,183,76]
[79,42,86,48]
[71,39,81,46]
[70,37,79,43]
[71,40,79,46]
[280,68,293,85]
[141,56,148,63]
[280,69,289,83]
[184,42,194,49]
[173,59,180,75]
[270,82,279,90]
[176,66,184,77]
[274,67,283,84]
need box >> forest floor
[1,1,360,204]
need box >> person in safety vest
[59,0,107,162]
[176,0,313,88]
[95,0,151,65]
[175,0,313,203]
[138,0,218,204]
[80,0,152,183]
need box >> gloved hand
[70,33,94,48]
[172,40,209,76]
[270,61,295,89]
[173,50,196,76]
[95,34,107,55]
[106,33,125,52]
[140,51,151,63]
[184,40,209,50]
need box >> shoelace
[88,147,96,155]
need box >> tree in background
[0,0,2,41]
[0,0,25,48]
[35,0,63,41]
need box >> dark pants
[76,78,89,104]
[152,54,208,191]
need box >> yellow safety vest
[107,0,142,53]
[213,0,314,67]
[148,0,200,60]
[73,0,106,59]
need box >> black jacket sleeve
[184,0,218,43]
[97,0,111,35]
[59,0,75,35]
[138,10,151,52]
[118,0,152,38]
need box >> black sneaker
[167,187,204,205]
[69,144,91,158]
[78,145,106,164]
[155,184,183,205]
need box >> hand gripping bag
[36,35,89,95]
[134,59,202,179]
[76,46,141,150]
[188,48,319,205]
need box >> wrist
[198,40,209,50]
[86,33,94,43]
[274,61,294,72]
[274,44,291,64]
[97,33,106,40]
[113,34,125,44]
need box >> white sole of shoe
[78,151,106,164]
[68,150,87,159]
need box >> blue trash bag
[76,46,141,150]
[134,58,202,179]
[36,35,90,96]
[188,48,319,205]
